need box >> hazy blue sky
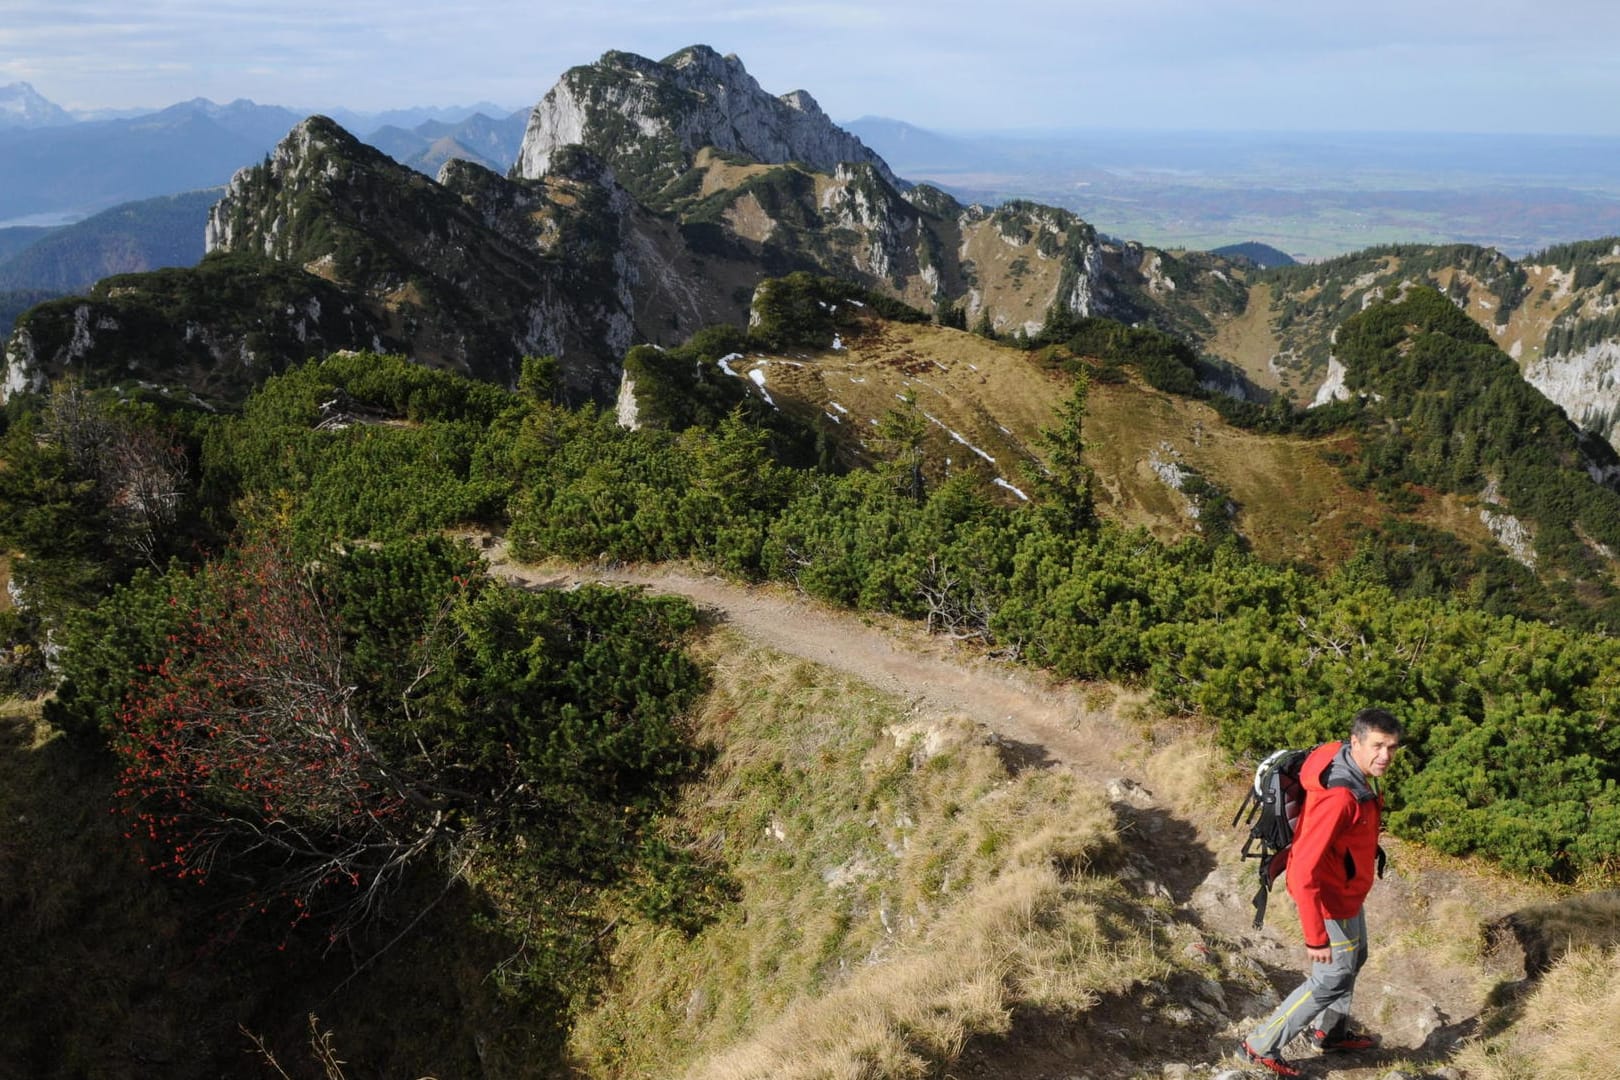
[6,0,1620,134]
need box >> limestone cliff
[1217,239,1620,450]
[515,46,899,201]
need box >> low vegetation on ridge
[5,270,1620,1075]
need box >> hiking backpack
[1231,746,1315,930]
[1231,743,1386,929]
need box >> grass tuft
[567,632,1174,1078]
[1455,946,1620,1079]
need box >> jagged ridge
[515,45,900,201]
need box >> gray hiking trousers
[1244,911,1368,1056]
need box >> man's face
[1350,729,1400,777]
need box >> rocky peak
[204,116,409,259]
[662,44,751,85]
[0,81,74,129]
[514,45,900,202]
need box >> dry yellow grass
[692,148,781,198]
[745,317,1503,569]
[685,865,1152,1080]
[957,225,1062,336]
[1204,282,1287,396]
[1454,947,1620,1079]
[566,632,1173,1079]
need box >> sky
[5,0,1620,135]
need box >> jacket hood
[1302,740,1376,802]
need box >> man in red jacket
[1239,707,1404,1077]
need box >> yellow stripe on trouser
[1244,912,1368,1057]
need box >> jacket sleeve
[1287,790,1356,948]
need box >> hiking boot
[1239,1040,1303,1076]
[1311,1027,1378,1052]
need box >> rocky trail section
[484,539,1541,1080]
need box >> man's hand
[1306,944,1333,963]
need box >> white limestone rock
[1525,339,1620,452]
[515,46,900,192]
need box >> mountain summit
[0,82,73,129]
[514,45,899,200]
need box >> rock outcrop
[515,46,900,200]
[1237,241,1620,451]
[203,117,660,401]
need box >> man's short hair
[1351,707,1403,743]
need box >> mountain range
[5,45,1620,583]
[0,85,527,227]
[2,47,1252,406]
[7,47,1620,445]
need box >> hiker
[1239,707,1403,1077]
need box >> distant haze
[851,122,1620,259]
[5,1,1620,135]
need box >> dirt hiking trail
[485,539,1541,1080]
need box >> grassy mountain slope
[632,313,1497,569]
[568,630,1178,1078]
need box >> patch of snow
[829,402,849,414]
[993,477,1029,501]
[824,412,842,423]
[748,367,777,408]
[717,351,744,377]
[831,334,844,350]
[922,411,995,462]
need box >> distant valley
[847,120,1620,260]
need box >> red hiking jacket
[1285,740,1383,948]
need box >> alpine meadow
[5,42,1620,1080]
